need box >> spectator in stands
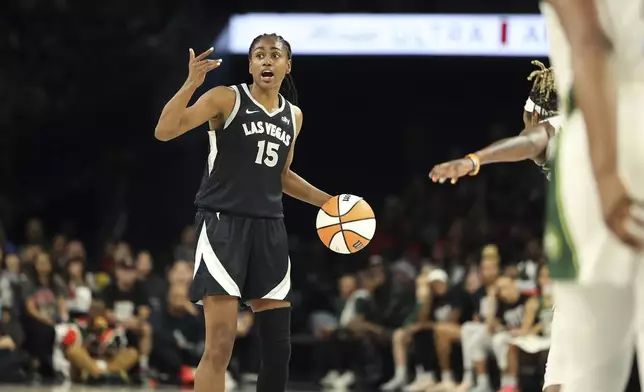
[458,246,500,392]
[463,276,529,392]
[101,259,151,373]
[503,264,520,280]
[0,253,23,310]
[369,256,416,336]
[329,268,385,390]
[149,283,204,385]
[21,252,68,378]
[64,255,93,320]
[24,218,45,247]
[382,268,473,392]
[513,264,553,392]
[317,274,360,386]
[111,242,133,272]
[50,234,68,272]
[427,269,477,391]
[174,225,197,262]
[380,268,434,391]
[167,260,194,287]
[65,240,86,257]
[20,244,43,266]
[492,276,530,391]
[65,301,139,385]
[0,302,29,383]
[135,250,167,313]
[99,240,117,273]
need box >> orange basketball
[316,194,376,254]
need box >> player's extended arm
[155,85,234,141]
[474,124,553,165]
[155,48,228,141]
[547,0,617,188]
[281,106,332,207]
[429,124,552,183]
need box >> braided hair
[248,33,299,106]
[527,60,558,118]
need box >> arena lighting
[215,13,549,57]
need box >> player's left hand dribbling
[429,158,475,184]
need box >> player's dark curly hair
[527,60,558,118]
[248,33,298,106]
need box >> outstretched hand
[186,47,222,88]
[429,158,475,184]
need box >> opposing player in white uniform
[544,0,644,390]
[429,61,564,392]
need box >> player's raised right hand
[186,47,222,88]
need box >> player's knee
[202,322,236,372]
[256,307,291,362]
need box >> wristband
[465,153,480,176]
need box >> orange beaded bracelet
[465,153,480,176]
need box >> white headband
[524,97,543,114]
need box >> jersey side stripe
[207,130,218,175]
[223,85,241,129]
[289,102,297,137]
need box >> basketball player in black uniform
[155,34,332,392]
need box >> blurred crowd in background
[0,166,553,390]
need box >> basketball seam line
[317,217,375,230]
[341,196,364,217]
[341,229,370,242]
[322,197,366,218]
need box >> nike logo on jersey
[246,109,259,114]
[242,121,292,147]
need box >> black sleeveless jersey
[194,83,297,218]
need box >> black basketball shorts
[189,209,291,303]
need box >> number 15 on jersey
[255,140,280,167]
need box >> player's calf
[201,322,237,373]
[250,299,292,392]
[196,296,239,392]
